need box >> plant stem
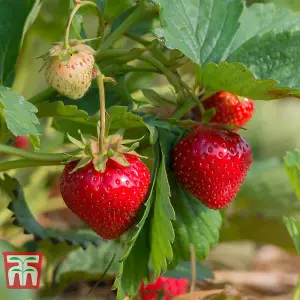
[172,101,195,119]
[190,244,196,293]
[180,80,205,115]
[96,49,129,61]
[0,145,80,161]
[100,2,157,51]
[0,159,65,172]
[125,33,170,66]
[140,54,182,92]
[103,65,159,75]
[125,33,151,47]
[96,67,106,155]
[65,1,103,49]
[28,87,55,104]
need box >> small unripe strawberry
[45,43,95,99]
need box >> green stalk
[95,66,106,155]
[100,1,157,51]
[139,55,182,92]
[103,65,159,74]
[180,80,205,115]
[0,159,65,172]
[0,145,80,161]
[96,49,129,61]
[172,101,195,119]
[65,1,104,50]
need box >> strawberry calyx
[49,41,94,60]
[39,40,95,69]
[67,129,145,173]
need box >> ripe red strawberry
[13,136,30,150]
[173,126,252,209]
[45,43,95,99]
[140,277,189,300]
[60,154,150,239]
[197,91,254,128]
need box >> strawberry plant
[1,0,300,299]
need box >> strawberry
[44,42,95,99]
[196,91,254,128]
[60,153,151,239]
[13,136,30,150]
[140,277,189,300]
[173,126,252,209]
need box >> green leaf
[0,87,39,136]
[1,175,101,249]
[150,129,175,279]
[170,176,222,263]
[108,106,157,144]
[284,150,300,200]
[199,62,300,100]
[108,106,147,130]
[36,101,89,120]
[115,223,151,300]
[228,31,300,92]
[283,216,300,254]
[0,0,35,86]
[54,241,122,294]
[29,134,40,151]
[53,119,98,139]
[113,142,161,300]
[267,0,300,11]
[164,261,214,281]
[153,0,244,66]
[104,0,134,19]
[229,3,300,54]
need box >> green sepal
[67,133,85,149]
[124,142,140,153]
[70,157,92,174]
[93,156,107,173]
[122,136,145,145]
[110,155,131,167]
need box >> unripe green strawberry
[45,43,95,99]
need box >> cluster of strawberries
[14,44,254,297]
[15,90,254,238]
[59,91,253,239]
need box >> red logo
[2,252,43,289]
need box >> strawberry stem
[0,144,81,161]
[100,1,157,51]
[64,1,104,50]
[95,65,106,156]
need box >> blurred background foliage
[1,0,300,299]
